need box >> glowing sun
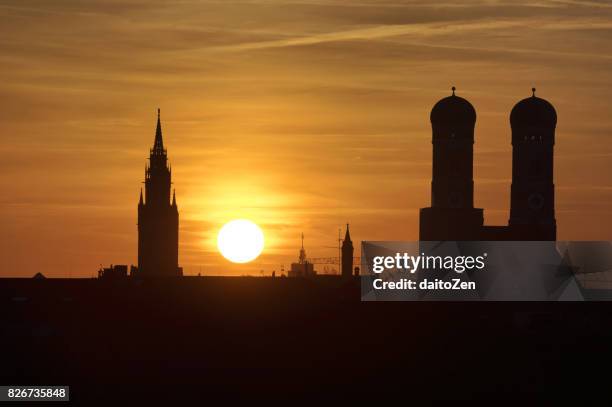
[217,219,265,263]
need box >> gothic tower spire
[137,109,181,277]
[344,223,352,243]
[153,108,165,155]
[341,223,354,277]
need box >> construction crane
[289,230,360,274]
[307,257,361,265]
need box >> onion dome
[510,88,557,128]
[430,87,476,125]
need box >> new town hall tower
[135,110,182,277]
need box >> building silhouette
[134,110,182,277]
[341,224,353,277]
[420,87,557,241]
[289,234,315,277]
[98,264,128,280]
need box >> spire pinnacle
[153,108,164,154]
[451,86,456,96]
[172,189,176,207]
[344,223,352,242]
[532,87,536,97]
[139,188,143,205]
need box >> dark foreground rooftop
[1,276,612,403]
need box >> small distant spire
[532,87,536,97]
[344,223,352,242]
[451,86,456,96]
[139,188,143,205]
[299,233,307,264]
[172,189,176,207]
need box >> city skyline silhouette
[2,1,612,277]
[2,2,612,404]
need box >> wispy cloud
[209,19,534,52]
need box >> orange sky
[1,0,612,277]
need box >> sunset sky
[1,0,612,277]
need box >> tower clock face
[528,193,544,210]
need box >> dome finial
[451,86,456,96]
[532,87,536,97]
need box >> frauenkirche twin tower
[420,87,557,241]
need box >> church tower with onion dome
[136,109,182,277]
[420,87,557,241]
[419,87,484,240]
[508,88,557,240]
